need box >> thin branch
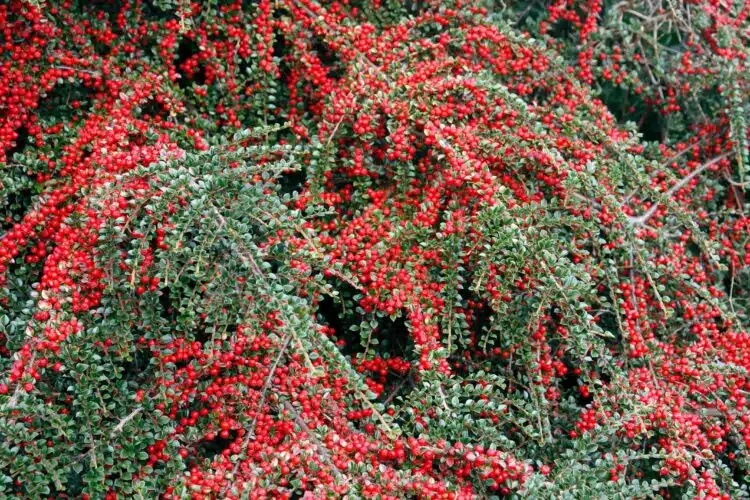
[211,206,264,277]
[222,332,292,495]
[283,400,345,482]
[629,152,731,225]
[113,407,142,434]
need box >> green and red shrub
[0,0,748,498]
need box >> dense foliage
[0,0,749,498]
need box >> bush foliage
[0,0,749,498]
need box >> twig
[49,65,102,77]
[382,375,411,407]
[222,333,292,495]
[629,152,731,225]
[283,400,345,482]
[211,206,264,277]
[113,407,142,434]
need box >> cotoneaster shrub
[0,0,748,498]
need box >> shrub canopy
[0,0,749,498]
